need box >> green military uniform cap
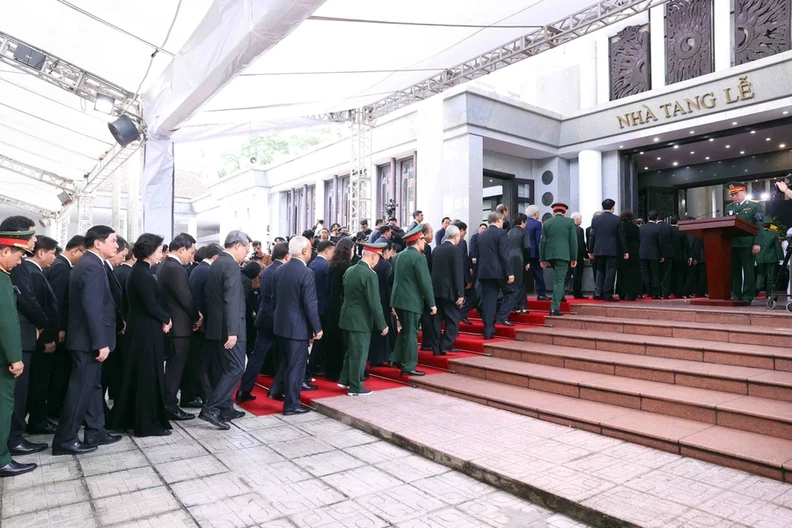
[403,223,425,243]
[0,230,35,255]
[727,181,747,195]
[360,242,387,254]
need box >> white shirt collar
[87,250,104,263]
[106,262,114,270]
[167,254,181,263]
[59,254,73,268]
[28,259,43,272]
[122,262,133,268]
[317,254,328,261]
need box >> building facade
[200,0,792,246]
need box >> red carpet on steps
[467,309,547,325]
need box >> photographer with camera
[775,175,792,199]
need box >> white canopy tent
[0,0,663,238]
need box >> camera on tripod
[773,173,792,200]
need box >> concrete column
[686,186,709,218]
[578,150,603,226]
[187,217,198,238]
[440,134,484,234]
[650,4,666,89]
[713,0,732,71]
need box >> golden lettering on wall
[617,76,755,129]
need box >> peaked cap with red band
[361,242,387,254]
[0,230,34,254]
[551,203,569,214]
[727,182,747,195]
[403,223,425,243]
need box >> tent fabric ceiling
[0,0,597,211]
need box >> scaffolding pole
[348,108,372,229]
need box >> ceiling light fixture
[644,166,648,170]
[705,156,710,160]
[673,145,679,149]
[657,157,661,160]
[94,94,115,115]
[784,111,789,115]
[740,151,745,154]
[750,130,756,134]
[673,162,678,166]
[767,138,772,141]
[732,121,738,125]
[653,137,660,142]
[639,151,644,155]
[619,145,624,148]
[782,144,787,148]
[709,138,714,142]
[690,130,695,134]
[726,145,731,148]
[690,151,695,154]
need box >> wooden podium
[678,217,758,306]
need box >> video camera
[773,173,792,201]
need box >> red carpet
[467,309,547,325]
[417,349,478,369]
[369,364,445,383]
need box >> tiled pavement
[0,407,586,528]
[315,386,792,528]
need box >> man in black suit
[640,211,663,299]
[158,233,202,421]
[456,221,476,325]
[657,217,675,298]
[682,216,708,297]
[21,236,60,438]
[588,199,627,301]
[4,221,55,454]
[468,223,486,282]
[419,224,439,353]
[185,243,223,407]
[238,243,289,402]
[306,240,333,381]
[477,211,515,339]
[45,235,85,420]
[273,236,322,415]
[101,236,128,412]
[432,225,464,354]
[53,225,122,455]
[199,231,251,430]
[669,216,689,298]
[569,213,588,299]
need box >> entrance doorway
[482,170,535,223]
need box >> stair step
[483,339,792,401]
[550,314,786,346]
[575,303,792,329]
[468,309,547,325]
[448,355,792,439]
[516,326,792,371]
[413,373,792,480]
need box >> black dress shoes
[27,421,57,435]
[560,297,568,303]
[301,382,319,391]
[549,310,564,317]
[147,430,172,437]
[268,393,285,401]
[419,345,434,351]
[198,410,230,430]
[536,296,549,301]
[460,318,472,326]
[222,410,245,421]
[9,439,48,455]
[180,397,204,409]
[283,407,311,416]
[445,348,461,353]
[604,297,619,302]
[85,433,122,447]
[53,441,97,456]
[593,295,604,300]
[235,391,256,403]
[166,409,195,421]
[401,370,426,376]
[574,295,589,300]
[497,320,516,327]
[0,460,37,477]
[433,351,447,356]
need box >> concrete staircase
[412,303,792,482]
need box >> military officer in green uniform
[338,243,389,396]
[756,223,784,298]
[0,229,37,477]
[390,223,436,377]
[725,182,763,302]
[540,203,578,316]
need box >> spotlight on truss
[94,94,115,115]
[108,115,141,147]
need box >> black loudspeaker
[13,43,46,71]
[108,115,140,147]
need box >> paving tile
[130,428,192,449]
[522,464,616,502]
[289,499,390,528]
[249,478,347,516]
[354,484,449,524]
[1,501,97,528]
[344,441,412,465]
[230,414,288,432]
[140,440,208,465]
[317,428,379,449]
[78,435,138,457]
[396,507,495,527]
[623,469,723,508]
[250,424,312,444]
[697,490,768,523]
[321,465,404,498]
[293,450,366,477]
[728,474,792,502]
[269,436,336,459]
[598,441,681,469]
[85,465,163,499]
[2,459,80,491]
[739,504,792,528]
[581,486,688,528]
[93,486,181,525]
[544,513,593,528]
[376,454,451,483]
[259,519,299,528]
[170,472,252,507]
[106,509,197,527]
[195,431,262,453]
[662,509,744,528]
[155,454,229,484]
[214,444,286,470]
[296,418,353,436]
[410,471,496,505]
[457,490,554,527]
[659,456,752,489]
[188,492,282,527]
[2,478,89,517]
[78,449,149,476]
[241,458,314,485]
[551,428,625,452]
[563,453,653,485]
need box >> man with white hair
[525,205,547,301]
[431,225,465,354]
[199,230,250,430]
[272,236,323,415]
[567,212,588,299]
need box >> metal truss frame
[0,153,77,192]
[348,108,373,229]
[366,0,669,117]
[0,194,56,218]
[0,30,143,122]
